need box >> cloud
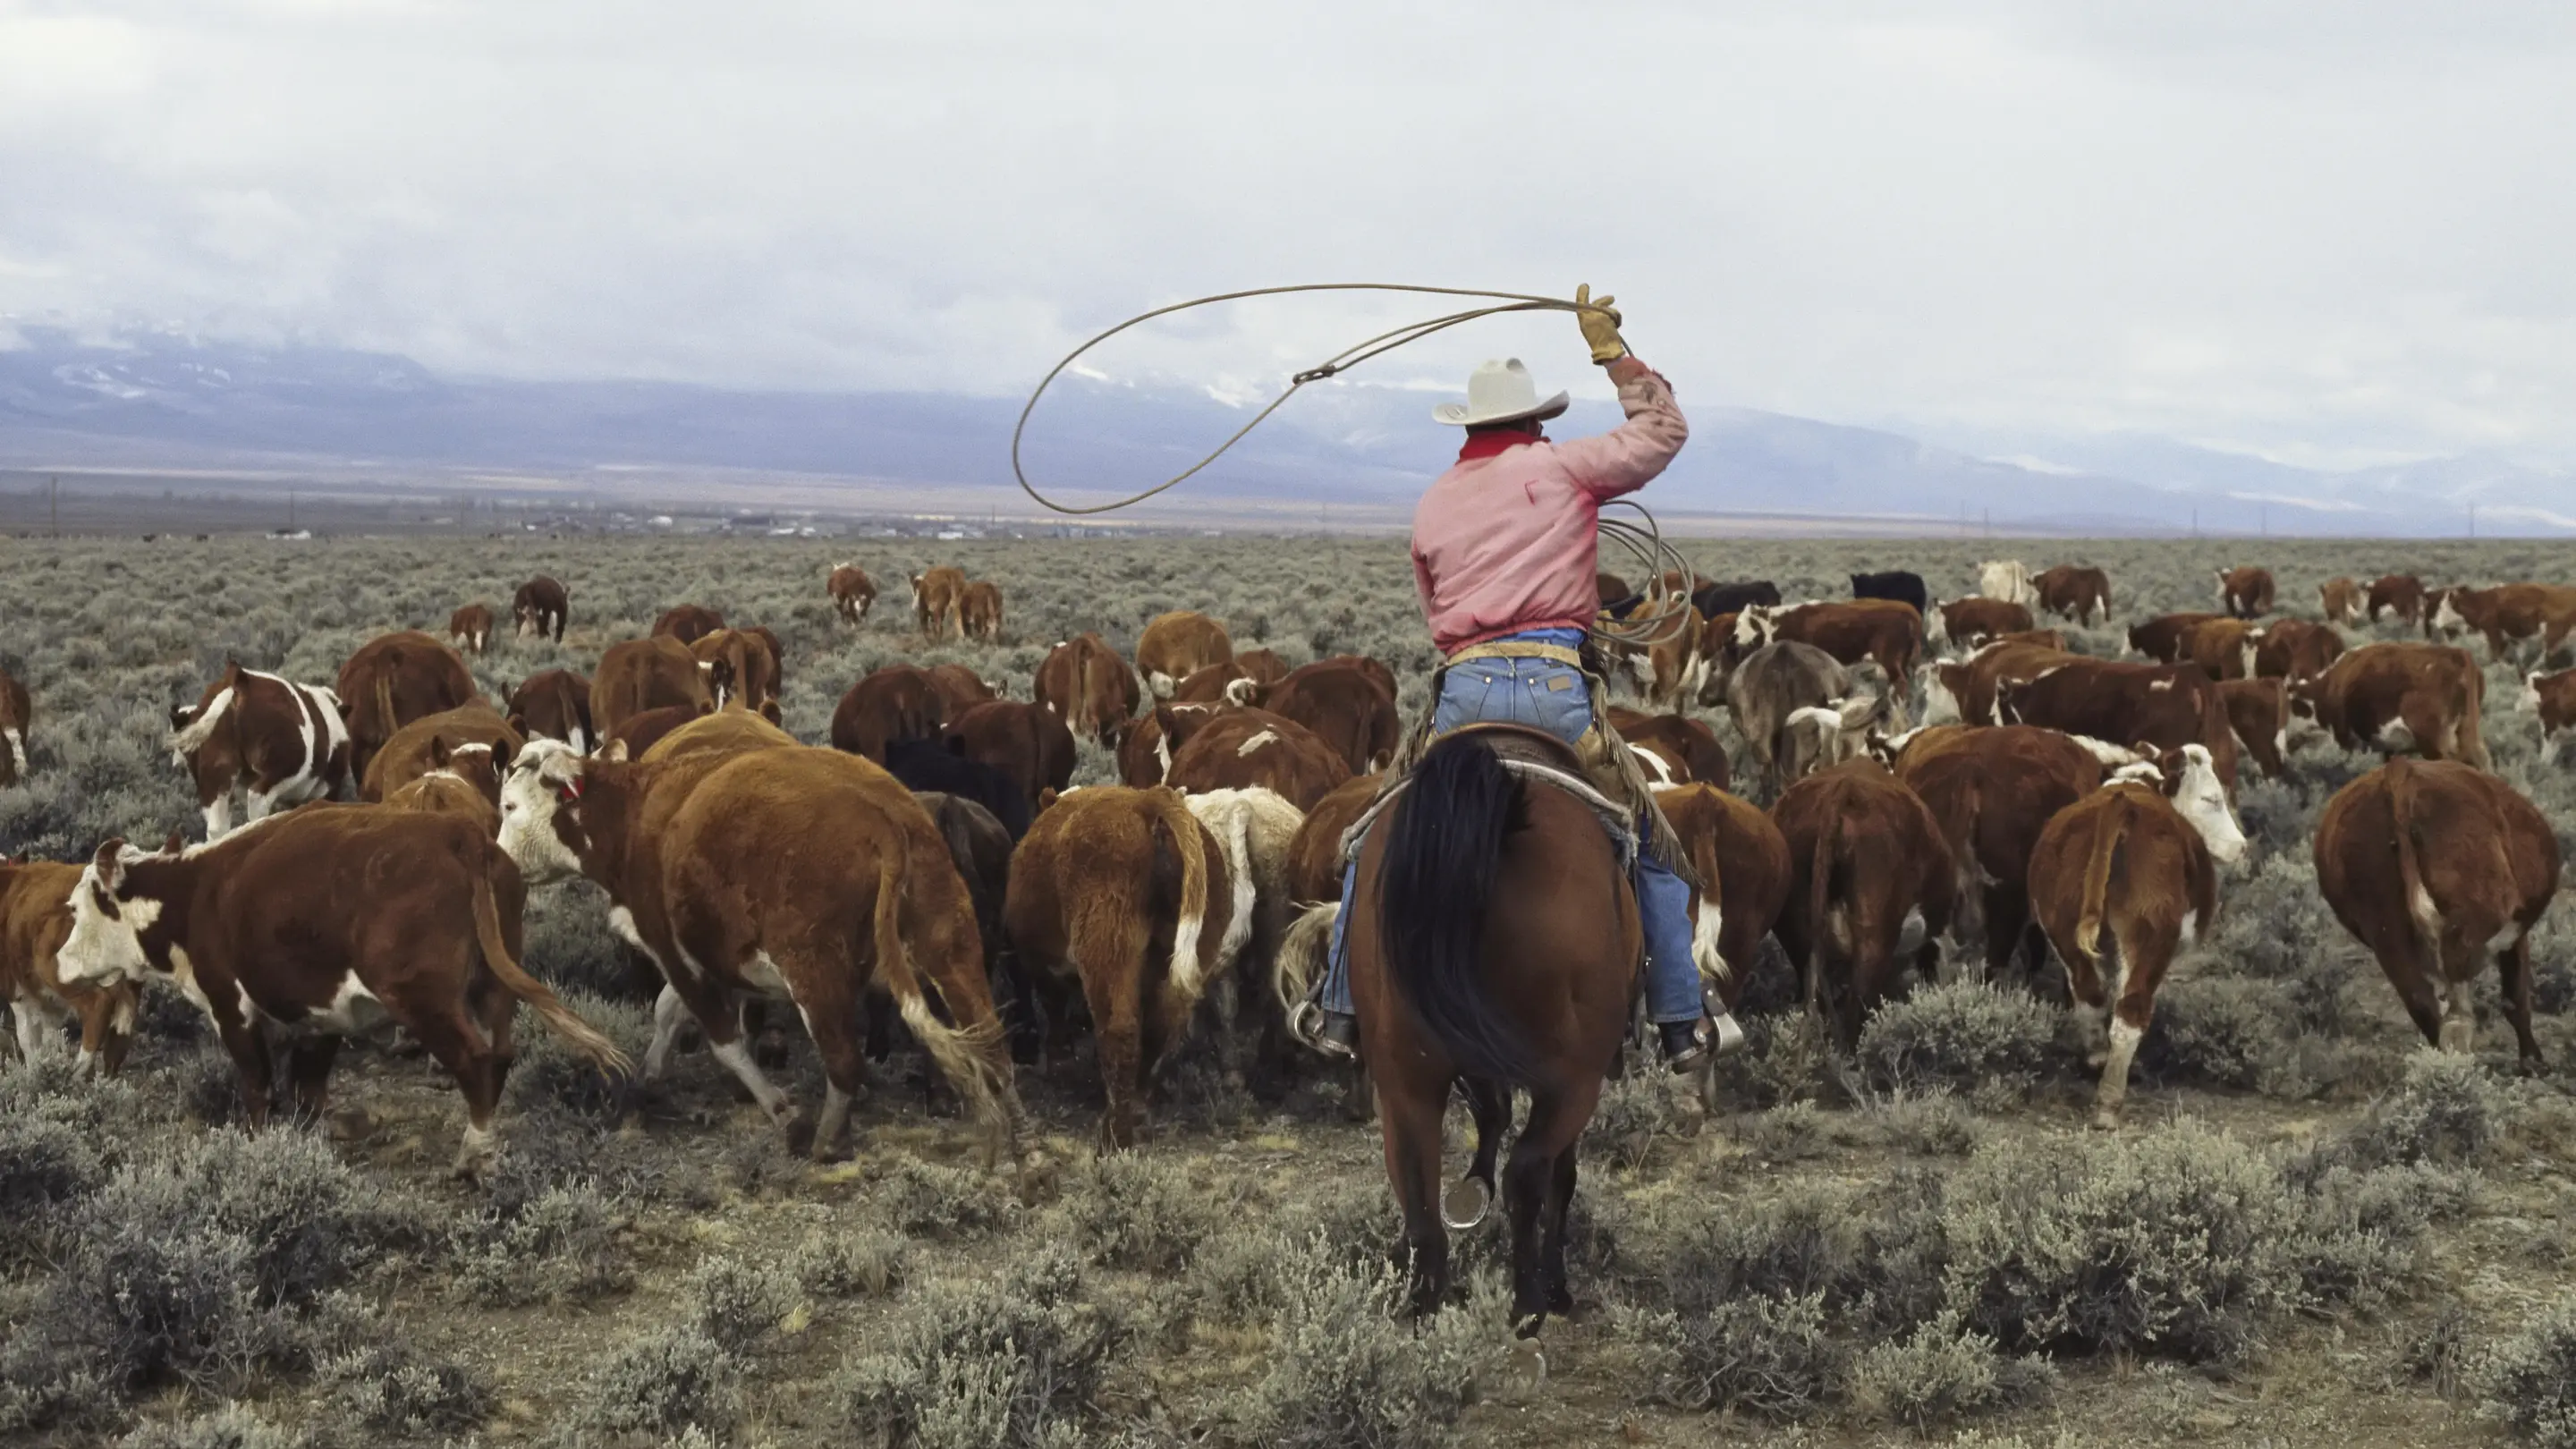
[2,0,2572,466]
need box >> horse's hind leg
[1444,1078,1509,1230]
[1378,1073,1451,1317]
[1541,1138,1580,1317]
[1506,1083,1600,1337]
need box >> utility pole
[47,476,57,538]
[2469,502,2477,538]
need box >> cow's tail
[471,866,631,1077]
[2454,659,2489,768]
[1679,793,1730,988]
[1275,901,1337,1019]
[1947,772,1983,927]
[373,671,397,751]
[170,684,236,758]
[1076,648,1105,738]
[3,727,23,780]
[1152,788,1215,1006]
[2073,793,2131,962]
[875,839,1010,1145]
[2387,760,2439,957]
[1805,794,1842,1018]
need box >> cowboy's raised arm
[1553,284,1688,499]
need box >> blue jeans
[1323,649,1707,1025]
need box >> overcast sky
[4,1,2572,470]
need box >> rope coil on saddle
[1009,282,1698,648]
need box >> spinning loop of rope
[1009,282,1696,648]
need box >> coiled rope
[1009,282,1696,647]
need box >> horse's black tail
[1374,732,1538,1083]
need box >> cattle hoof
[1502,1336,1547,1400]
[784,1114,818,1158]
[2089,1107,2123,1131]
[326,1106,374,1141]
[1441,1175,1493,1231]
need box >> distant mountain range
[3,330,2566,535]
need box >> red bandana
[1456,429,1546,462]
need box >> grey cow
[1727,640,1897,795]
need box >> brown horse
[1344,725,1640,1342]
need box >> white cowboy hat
[1432,358,1570,428]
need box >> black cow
[881,735,1033,840]
[1691,580,1784,619]
[1851,570,1928,616]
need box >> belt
[1445,640,1585,669]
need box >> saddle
[1338,722,1640,875]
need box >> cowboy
[1300,285,1729,1072]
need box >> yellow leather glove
[1574,283,1627,364]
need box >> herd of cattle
[0,553,2571,1174]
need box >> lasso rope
[1009,282,1696,647]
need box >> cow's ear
[162,832,183,855]
[91,839,127,892]
[428,736,452,767]
[600,739,631,764]
[491,738,514,773]
[1037,787,1060,814]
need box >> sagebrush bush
[877,1154,1021,1241]
[1855,981,2058,1099]
[1221,1243,1496,1449]
[1846,1312,2054,1430]
[1940,1122,2301,1363]
[505,989,648,1120]
[453,1180,631,1306]
[2143,977,2301,1092]
[838,1245,1127,1449]
[114,1404,301,1449]
[2486,1294,2576,1448]
[686,1253,801,1356]
[1702,1009,1829,1109]
[2397,1302,2477,1401]
[1623,1290,1843,1419]
[2336,1050,2516,1169]
[322,1342,495,1436]
[1861,1090,1981,1156]
[1058,1151,1221,1272]
[569,1324,742,1445]
[1585,1069,1696,1172]
[793,1225,911,1299]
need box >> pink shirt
[1410,358,1689,655]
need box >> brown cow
[1928,597,2036,655]
[0,665,26,787]
[1737,600,1921,697]
[828,564,877,623]
[383,737,504,835]
[1922,639,2074,727]
[1161,707,1351,810]
[1997,657,2241,793]
[2429,583,2576,664]
[2319,577,2363,626]
[1284,773,1382,903]
[2290,642,2487,769]
[910,566,968,639]
[2315,758,2556,1064]
[927,664,996,718]
[2033,564,2113,627]
[513,575,568,642]
[1005,785,1237,1147]
[500,741,1023,1163]
[959,580,1004,642]
[170,663,354,838]
[360,702,522,802]
[59,809,630,1175]
[1635,606,1711,710]
[2522,669,2576,762]
[505,668,594,754]
[1233,657,1401,775]
[448,603,496,656]
[1597,572,1631,606]
[830,665,947,761]
[1770,758,1954,1052]
[2128,611,2224,664]
[608,704,708,759]
[1234,648,1292,687]
[651,603,726,645]
[1656,783,1792,1011]
[591,637,715,742]
[2252,617,2345,682]
[2182,616,2263,681]
[1894,724,2105,982]
[642,710,800,763]
[2216,566,2275,619]
[1994,628,2068,651]
[1174,660,1258,703]
[1137,611,1233,699]
[338,631,479,785]
[947,699,1078,811]
[1606,707,1733,791]
[2,858,137,1075]
[2217,676,2290,778]
[2368,573,2427,627]
[690,629,782,721]
[1035,633,1140,746]
[2029,745,2244,1127]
